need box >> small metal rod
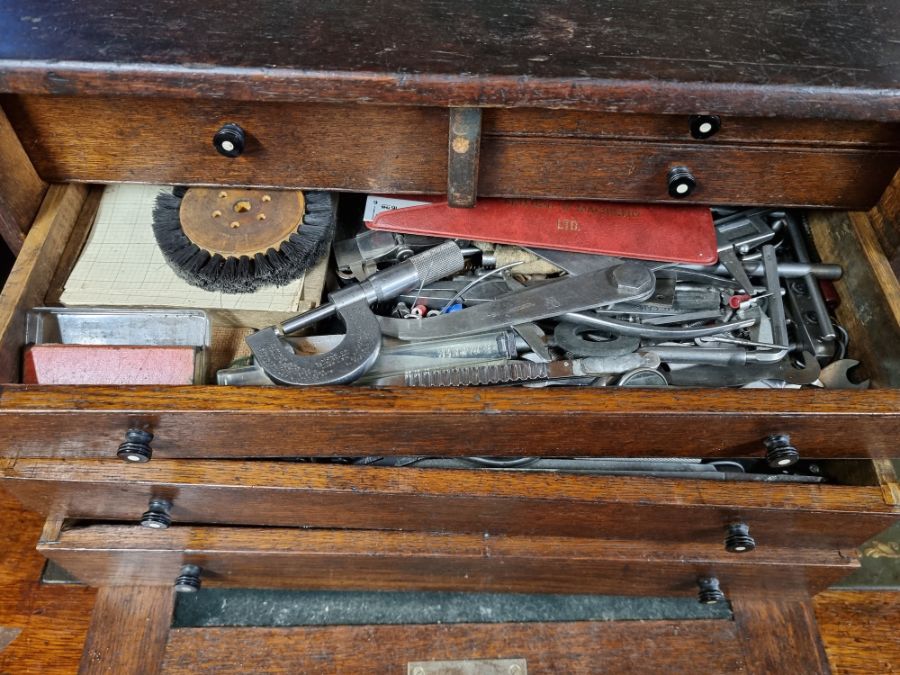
[279,303,337,335]
[785,213,836,339]
[762,244,790,350]
[678,261,842,280]
[563,312,755,339]
[439,261,524,313]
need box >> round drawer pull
[764,434,799,468]
[174,564,203,593]
[724,522,756,553]
[140,498,173,529]
[697,577,726,604]
[689,114,721,139]
[213,123,246,158]
[667,166,696,198]
[116,429,154,463]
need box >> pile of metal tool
[223,207,866,390]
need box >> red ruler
[366,196,717,264]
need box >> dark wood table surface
[0,0,897,119]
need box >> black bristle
[236,255,252,284]
[198,254,226,289]
[254,251,274,278]
[151,188,337,294]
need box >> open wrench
[378,261,656,341]
[665,351,820,387]
[817,359,870,389]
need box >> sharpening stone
[23,345,198,385]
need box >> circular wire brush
[152,186,337,294]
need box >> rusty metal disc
[179,188,305,257]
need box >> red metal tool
[366,196,717,264]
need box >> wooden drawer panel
[480,140,899,208]
[485,109,900,146]
[3,95,898,208]
[1,386,899,459]
[39,523,858,598]
[2,459,895,549]
[162,621,746,675]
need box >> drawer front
[485,109,900,146]
[1,386,899,459]
[2,459,896,551]
[39,524,858,598]
[4,95,898,208]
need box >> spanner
[817,359,870,389]
[665,351,820,387]
[378,260,656,341]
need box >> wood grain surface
[810,210,900,387]
[44,186,104,305]
[1,459,896,550]
[0,1,898,120]
[478,139,898,208]
[39,524,858,598]
[3,96,897,207]
[815,591,900,674]
[485,109,900,147]
[0,486,95,675]
[3,96,448,193]
[162,620,745,674]
[0,385,898,459]
[0,105,46,255]
[733,597,832,674]
[0,183,86,382]
[867,170,900,276]
[79,586,174,675]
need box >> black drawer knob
[689,115,721,139]
[667,166,696,198]
[116,429,154,463]
[213,123,246,158]
[697,577,726,604]
[764,434,799,468]
[174,564,202,593]
[140,498,173,529]
[724,522,756,553]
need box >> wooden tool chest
[0,1,898,672]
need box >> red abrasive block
[366,197,717,264]
[23,345,198,385]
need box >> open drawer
[2,458,897,551]
[0,179,900,460]
[37,519,858,600]
[1,89,900,462]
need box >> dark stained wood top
[0,1,898,120]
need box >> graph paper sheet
[61,184,306,313]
